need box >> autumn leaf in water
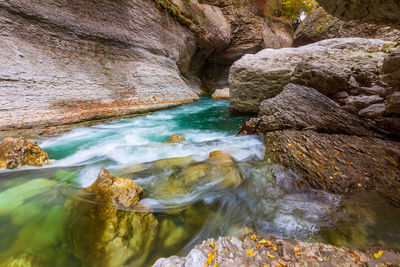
[294,247,301,255]
[207,252,214,264]
[374,250,383,259]
[248,249,255,257]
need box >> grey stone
[386,92,400,114]
[229,38,394,114]
[359,86,387,97]
[344,95,384,109]
[358,103,387,118]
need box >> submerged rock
[64,168,158,267]
[154,156,195,169]
[166,134,186,143]
[0,137,49,169]
[153,234,400,266]
[2,253,43,267]
[211,88,230,100]
[179,151,242,187]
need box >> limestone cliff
[0,0,292,131]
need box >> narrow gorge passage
[0,97,399,266]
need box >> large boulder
[229,38,396,114]
[153,235,400,266]
[316,0,400,28]
[64,168,158,267]
[0,137,49,169]
[244,84,381,137]
[293,7,400,47]
[264,130,400,200]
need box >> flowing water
[0,96,399,266]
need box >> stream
[0,96,399,266]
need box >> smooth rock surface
[344,95,384,109]
[211,88,230,100]
[229,38,395,114]
[0,137,49,169]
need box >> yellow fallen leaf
[207,252,214,264]
[267,253,275,258]
[212,247,218,254]
[297,151,303,155]
[209,242,215,248]
[251,235,258,241]
[262,262,270,267]
[294,247,301,255]
[204,263,208,267]
[224,249,229,252]
[374,250,383,259]
[350,252,362,265]
[248,249,255,257]
[357,183,362,187]
[272,245,277,251]
[259,239,267,244]
[276,260,287,267]
[287,144,292,147]
[213,264,218,267]
[329,176,334,179]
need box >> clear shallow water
[0,96,399,266]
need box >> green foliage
[261,0,318,23]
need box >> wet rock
[332,91,349,99]
[358,104,387,118]
[154,156,195,169]
[166,134,186,143]
[2,253,43,267]
[152,234,400,266]
[0,137,49,169]
[211,88,229,100]
[208,150,234,166]
[293,7,400,47]
[252,84,380,137]
[386,92,400,115]
[316,0,400,28]
[158,219,189,248]
[181,163,210,183]
[264,130,400,201]
[344,95,384,109]
[64,168,158,267]
[229,38,394,113]
[179,151,241,187]
[86,168,143,208]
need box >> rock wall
[0,0,293,131]
[316,0,400,28]
[199,0,293,90]
[0,0,201,130]
[293,7,400,47]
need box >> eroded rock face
[229,38,395,114]
[64,168,158,267]
[265,130,400,199]
[0,137,49,169]
[153,235,400,266]
[250,84,380,137]
[316,0,400,28]
[199,0,293,90]
[0,0,203,130]
[293,7,400,47]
